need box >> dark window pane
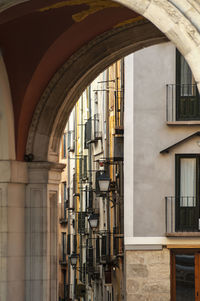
[175,254,195,301]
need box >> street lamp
[96,171,110,195]
[70,253,78,268]
[88,213,99,229]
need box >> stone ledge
[167,121,200,125]
[166,232,200,237]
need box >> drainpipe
[106,68,111,258]
[88,85,93,245]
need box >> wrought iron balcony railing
[165,196,199,234]
[166,84,200,122]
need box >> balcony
[165,196,200,236]
[166,84,200,123]
[59,251,67,266]
[59,201,68,224]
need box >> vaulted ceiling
[0,1,144,159]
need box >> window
[67,130,75,152]
[175,155,200,231]
[84,118,92,148]
[94,113,102,140]
[176,50,200,120]
[60,182,68,221]
[61,232,67,262]
[171,250,200,301]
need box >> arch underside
[0,0,200,161]
[26,20,167,162]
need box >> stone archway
[115,0,200,84]
[27,20,167,162]
[1,1,199,301]
[26,1,200,163]
[24,19,168,301]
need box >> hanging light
[97,171,110,193]
[88,213,99,229]
[70,253,78,268]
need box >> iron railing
[165,196,199,233]
[166,84,200,121]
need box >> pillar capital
[27,161,65,184]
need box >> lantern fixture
[88,213,99,229]
[96,171,110,195]
[70,253,78,268]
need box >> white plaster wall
[124,42,200,241]
[124,54,134,238]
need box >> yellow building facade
[58,59,124,301]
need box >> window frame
[176,50,200,121]
[175,154,200,232]
[171,249,200,301]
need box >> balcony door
[176,50,200,120]
[171,251,200,301]
[176,155,199,232]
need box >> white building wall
[124,42,200,246]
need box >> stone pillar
[25,162,65,301]
[0,160,27,301]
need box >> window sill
[167,121,200,125]
[166,232,200,237]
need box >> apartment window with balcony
[166,154,200,234]
[60,182,68,223]
[175,155,199,232]
[167,50,200,122]
[176,50,200,120]
[84,118,92,149]
[61,232,67,263]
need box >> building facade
[124,42,200,301]
[58,60,124,301]
[58,41,200,301]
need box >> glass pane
[180,56,194,96]
[176,254,195,301]
[180,158,196,207]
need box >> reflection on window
[175,254,195,301]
